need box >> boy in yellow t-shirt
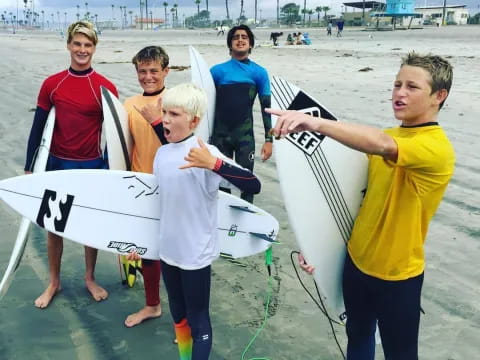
[267,52,455,360]
[123,46,169,328]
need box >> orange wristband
[151,118,162,126]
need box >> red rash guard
[37,67,117,160]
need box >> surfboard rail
[0,107,56,300]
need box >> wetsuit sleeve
[24,106,49,171]
[151,122,168,145]
[213,159,261,195]
[256,68,273,142]
[259,94,273,142]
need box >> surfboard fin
[229,205,257,214]
[249,232,279,243]
[120,256,142,288]
[220,253,247,267]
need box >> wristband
[151,118,162,126]
[213,158,223,172]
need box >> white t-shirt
[153,135,226,270]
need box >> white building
[415,5,469,25]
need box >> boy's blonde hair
[67,21,98,45]
[401,52,453,109]
[162,83,207,121]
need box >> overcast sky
[1,0,478,23]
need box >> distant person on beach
[270,31,283,46]
[127,83,261,359]
[286,33,294,45]
[337,18,345,37]
[210,24,273,203]
[268,52,455,360]
[122,45,170,328]
[327,21,333,36]
[303,32,312,45]
[24,20,117,308]
[295,32,305,45]
[217,24,225,36]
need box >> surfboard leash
[290,250,346,360]
[117,255,127,285]
[240,246,274,360]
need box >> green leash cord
[240,247,273,360]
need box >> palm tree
[322,6,330,23]
[239,0,244,22]
[129,10,133,27]
[173,4,178,27]
[170,7,175,26]
[302,0,306,25]
[276,0,280,25]
[139,1,144,29]
[163,2,168,26]
[111,4,114,20]
[308,9,313,25]
[195,0,201,16]
[225,0,230,20]
[85,2,88,20]
[145,0,149,29]
[23,0,27,25]
[315,6,322,25]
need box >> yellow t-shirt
[348,125,455,280]
[123,92,164,173]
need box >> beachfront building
[96,20,121,30]
[342,1,386,26]
[415,5,469,25]
[134,17,165,30]
[343,1,469,28]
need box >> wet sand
[0,26,479,359]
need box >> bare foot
[35,284,61,309]
[86,279,108,301]
[124,305,162,328]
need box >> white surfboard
[101,86,132,171]
[271,76,368,321]
[0,170,278,260]
[0,107,56,300]
[189,46,216,142]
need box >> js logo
[36,189,74,233]
[228,224,238,237]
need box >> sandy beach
[0,25,479,360]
